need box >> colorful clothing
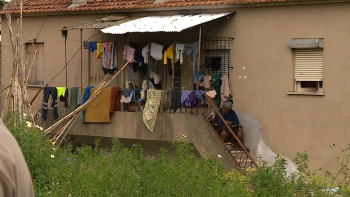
[96,42,103,58]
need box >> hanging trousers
[42,87,58,120]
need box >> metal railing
[202,94,259,174]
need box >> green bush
[6,112,349,196]
[5,113,251,197]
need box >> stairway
[202,95,259,174]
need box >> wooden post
[197,26,202,114]
[80,29,83,89]
[147,33,151,89]
[65,36,67,89]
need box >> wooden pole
[25,49,38,86]
[197,26,202,114]
[65,37,67,89]
[55,112,80,147]
[80,29,83,89]
[147,34,151,89]
[173,34,176,91]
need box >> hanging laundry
[220,75,231,105]
[150,42,163,60]
[140,79,155,102]
[176,43,185,65]
[90,42,97,52]
[141,79,155,90]
[163,44,175,65]
[82,86,93,123]
[77,88,82,106]
[67,87,71,105]
[109,87,122,112]
[134,48,144,66]
[123,45,135,63]
[205,56,222,71]
[181,90,197,108]
[42,87,58,120]
[142,44,149,64]
[96,42,103,59]
[102,41,116,75]
[214,73,222,108]
[84,88,111,123]
[69,87,79,113]
[143,90,162,133]
[123,45,135,62]
[120,88,133,103]
[185,41,199,84]
[56,87,66,100]
[171,90,182,112]
[203,75,212,89]
[195,90,206,105]
[126,64,139,87]
[149,70,160,84]
[83,41,90,49]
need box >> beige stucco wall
[2,2,350,174]
[201,3,350,173]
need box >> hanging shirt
[90,42,97,52]
[203,75,212,89]
[102,41,115,75]
[220,75,231,104]
[150,42,163,60]
[96,42,103,59]
[176,43,185,65]
[123,45,135,62]
[142,45,149,64]
[163,44,175,65]
[56,87,66,98]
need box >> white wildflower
[51,155,55,159]
[217,155,222,158]
[26,121,32,128]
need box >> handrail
[202,94,259,173]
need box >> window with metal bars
[201,37,233,87]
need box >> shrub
[5,113,251,197]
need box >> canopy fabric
[101,13,231,34]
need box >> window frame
[25,42,44,87]
[287,38,324,96]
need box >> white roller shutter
[294,49,323,81]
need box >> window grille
[201,37,233,85]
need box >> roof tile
[2,0,313,14]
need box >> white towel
[150,42,163,60]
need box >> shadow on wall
[236,110,297,175]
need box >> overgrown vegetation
[4,113,350,196]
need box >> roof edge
[1,0,350,16]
